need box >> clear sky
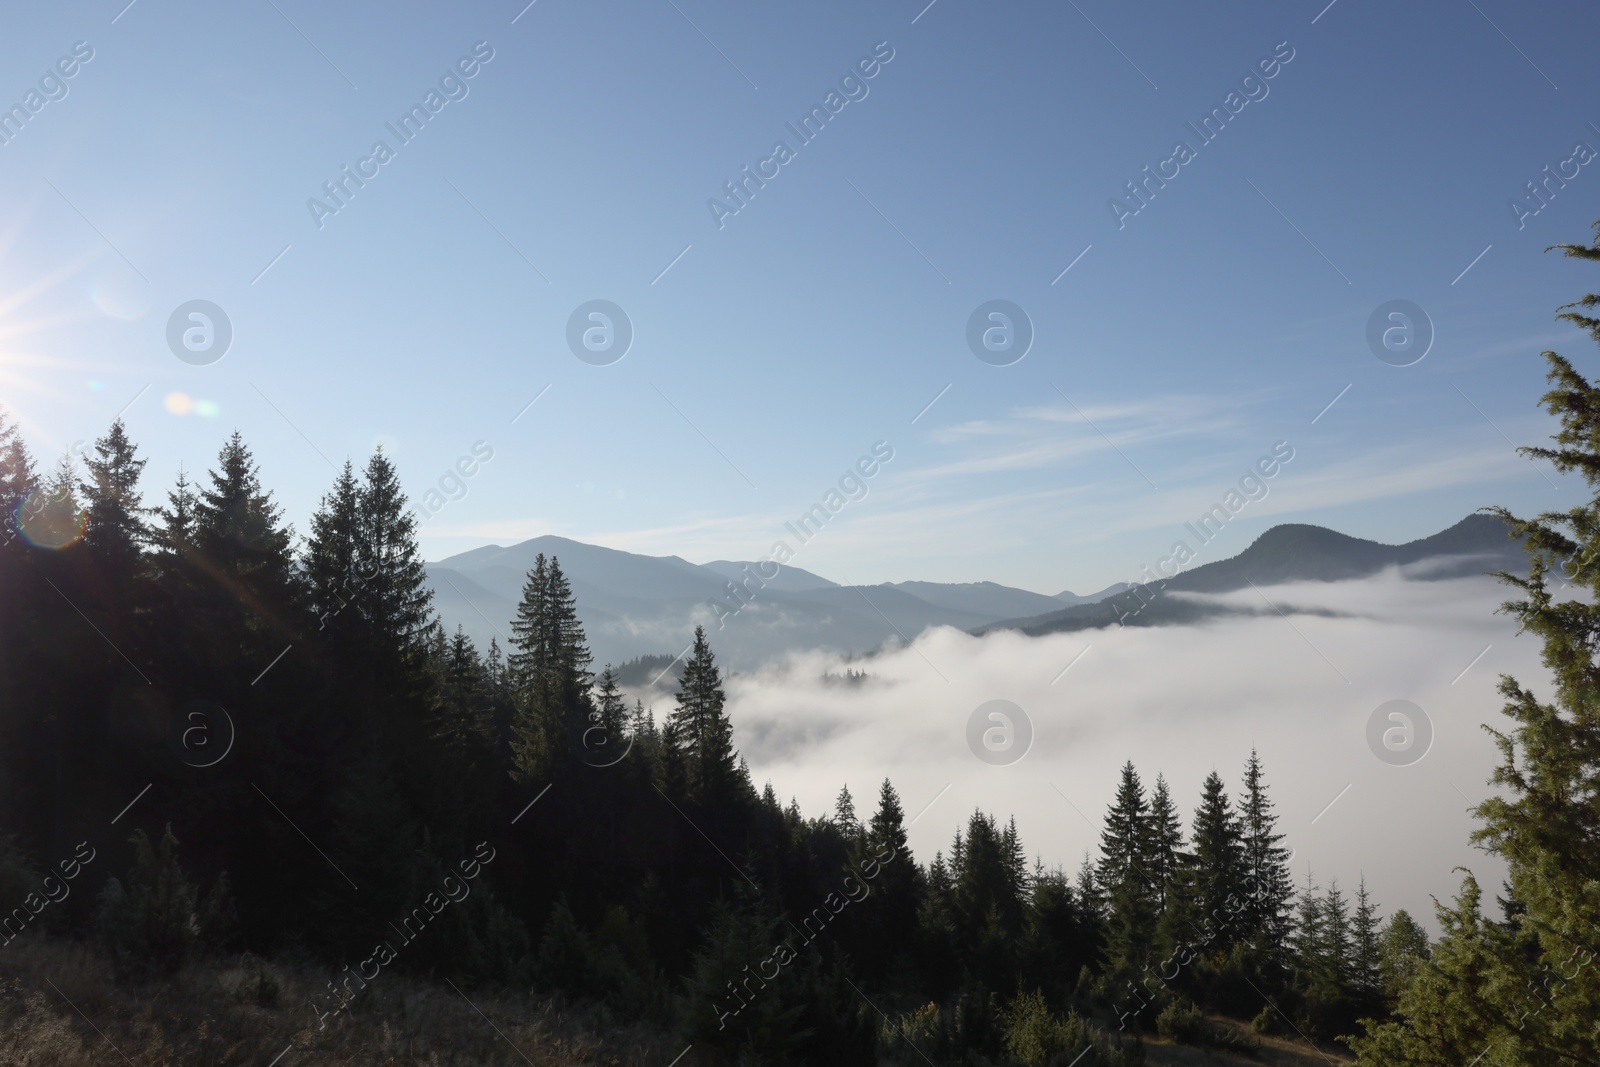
[3,0,1597,594]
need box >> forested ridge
[3,227,1600,1064]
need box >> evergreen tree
[587,666,630,766]
[304,460,361,637]
[1376,908,1430,1003]
[508,554,593,785]
[0,406,36,520]
[1351,878,1384,1007]
[353,448,431,648]
[1098,762,1150,903]
[1353,223,1600,1064]
[1238,749,1294,964]
[833,784,860,839]
[667,626,740,809]
[1145,773,1184,910]
[1188,770,1244,953]
[78,419,149,574]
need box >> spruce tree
[1145,772,1184,910]
[78,419,149,574]
[667,625,739,808]
[1238,749,1294,961]
[509,554,594,785]
[304,461,361,638]
[1351,878,1383,1006]
[833,784,860,839]
[1375,908,1430,1003]
[1352,223,1600,1064]
[1188,770,1244,952]
[354,448,430,649]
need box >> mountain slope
[980,514,1522,638]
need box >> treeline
[0,393,1569,1064]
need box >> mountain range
[423,513,1524,671]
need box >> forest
[3,232,1600,1066]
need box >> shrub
[1156,999,1208,1045]
[96,825,200,979]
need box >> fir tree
[78,419,149,573]
[667,626,739,808]
[1188,770,1244,952]
[1238,748,1294,962]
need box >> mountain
[702,560,838,592]
[1052,582,1132,606]
[426,515,1522,668]
[425,540,1113,670]
[979,514,1524,638]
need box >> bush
[998,990,1146,1067]
[1156,998,1260,1055]
[1156,999,1208,1045]
[96,825,200,979]
[1251,1005,1281,1034]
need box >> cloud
[721,568,1536,933]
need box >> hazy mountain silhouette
[426,515,1520,669]
[978,513,1523,637]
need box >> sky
[2,0,1598,596]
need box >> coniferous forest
[3,229,1600,1064]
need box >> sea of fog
[664,566,1555,934]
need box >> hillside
[980,514,1522,637]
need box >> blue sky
[3,0,1598,594]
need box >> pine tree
[587,666,630,766]
[1351,878,1383,1005]
[834,784,860,839]
[1238,749,1294,962]
[192,431,299,629]
[78,420,149,574]
[354,448,430,648]
[1098,762,1149,901]
[1145,773,1184,910]
[1352,223,1600,1064]
[1188,770,1244,953]
[667,626,739,808]
[1375,908,1430,1003]
[304,461,361,636]
[1099,764,1155,972]
[508,555,593,785]
[0,406,36,521]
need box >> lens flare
[16,487,86,550]
[165,391,193,415]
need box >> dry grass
[0,934,685,1066]
[1139,1013,1354,1067]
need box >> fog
[693,567,1548,932]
